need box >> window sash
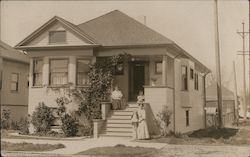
[50,72,68,85]
[186,110,190,126]
[50,59,68,85]
[33,73,42,86]
[11,73,18,91]
[155,61,162,74]
[49,31,66,44]
[194,73,199,90]
[181,66,188,90]
[77,59,90,85]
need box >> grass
[77,144,158,157]
[1,141,65,151]
[188,127,238,139]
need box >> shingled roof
[206,83,235,101]
[77,10,174,46]
[0,41,29,63]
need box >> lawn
[77,144,158,157]
[142,127,250,146]
[1,141,65,151]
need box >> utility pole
[214,0,223,128]
[233,61,239,125]
[237,21,248,120]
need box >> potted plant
[150,77,157,86]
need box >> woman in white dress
[137,102,150,140]
[111,85,123,110]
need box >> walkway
[1,137,166,155]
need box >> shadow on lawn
[188,127,238,139]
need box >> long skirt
[112,99,121,110]
[137,120,150,140]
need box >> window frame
[10,73,19,92]
[181,65,188,91]
[190,68,194,80]
[76,58,91,86]
[186,110,190,127]
[48,30,67,44]
[33,59,43,87]
[49,58,69,86]
[194,72,199,91]
[155,61,162,74]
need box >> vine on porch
[72,54,129,121]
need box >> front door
[129,62,147,101]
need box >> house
[205,83,237,127]
[15,10,210,136]
[0,41,29,122]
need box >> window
[186,110,190,126]
[194,73,199,90]
[33,59,43,86]
[190,68,194,80]
[50,59,68,85]
[11,73,19,92]
[155,61,162,74]
[181,66,188,91]
[77,59,90,85]
[49,31,66,44]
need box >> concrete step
[106,123,132,128]
[107,119,131,124]
[112,111,133,116]
[105,127,133,132]
[110,115,132,120]
[100,131,133,137]
[128,104,138,108]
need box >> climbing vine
[72,54,129,121]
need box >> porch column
[68,56,76,85]
[162,55,167,85]
[29,58,34,87]
[43,57,49,86]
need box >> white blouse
[111,90,123,100]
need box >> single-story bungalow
[15,10,210,137]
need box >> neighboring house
[15,10,210,135]
[0,41,29,122]
[205,83,237,127]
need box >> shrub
[10,120,19,130]
[31,102,55,133]
[61,114,78,137]
[19,117,29,135]
[1,109,11,129]
[156,107,172,136]
[78,125,93,136]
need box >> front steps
[100,103,138,138]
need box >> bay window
[77,59,90,85]
[33,59,43,86]
[50,59,68,85]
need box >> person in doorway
[111,85,123,110]
[137,102,150,140]
[137,90,145,103]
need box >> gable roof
[77,10,174,46]
[15,16,99,48]
[0,41,29,63]
[206,83,235,101]
[14,10,210,73]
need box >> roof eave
[15,44,100,50]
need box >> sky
[0,0,249,93]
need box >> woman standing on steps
[136,91,150,140]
